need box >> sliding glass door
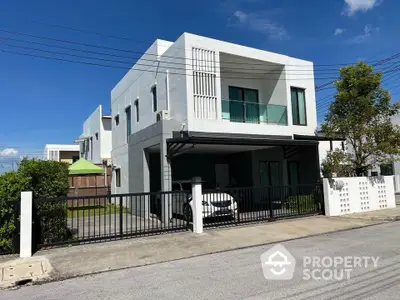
[229,86,259,123]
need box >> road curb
[26,220,390,287]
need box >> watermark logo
[260,243,380,281]
[260,244,296,280]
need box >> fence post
[268,187,274,219]
[20,191,33,258]
[191,177,203,234]
[119,196,123,237]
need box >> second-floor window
[291,87,307,126]
[125,106,131,140]
[134,99,139,122]
[151,86,157,112]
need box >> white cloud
[348,24,380,43]
[334,28,346,35]
[342,0,381,16]
[0,148,18,157]
[232,10,289,40]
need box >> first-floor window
[115,168,121,187]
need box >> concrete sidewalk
[39,217,380,279]
[0,215,386,288]
[339,206,400,221]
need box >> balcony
[221,99,288,125]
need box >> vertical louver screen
[192,47,217,120]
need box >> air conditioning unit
[106,159,113,167]
[156,110,170,122]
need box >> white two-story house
[76,105,112,166]
[111,33,328,196]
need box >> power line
[0,28,390,69]
[0,48,339,81]
[0,35,344,74]
[0,38,342,77]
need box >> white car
[170,180,238,221]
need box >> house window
[291,87,307,126]
[228,86,259,123]
[115,168,121,187]
[259,161,282,186]
[134,99,139,122]
[380,164,394,176]
[288,161,300,185]
[95,132,99,140]
[125,106,132,140]
[90,137,93,161]
[151,86,157,112]
[115,114,119,126]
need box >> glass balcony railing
[221,99,288,125]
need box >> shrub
[0,172,30,253]
[0,159,71,253]
[286,194,320,212]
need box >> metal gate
[33,191,190,249]
[202,183,324,228]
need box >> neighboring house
[75,105,112,165]
[318,138,347,173]
[43,144,80,164]
[111,32,330,195]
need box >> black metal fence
[202,183,324,228]
[33,191,190,249]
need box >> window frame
[228,86,259,123]
[290,87,307,126]
[151,85,157,112]
[134,99,139,123]
[115,168,121,187]
[115,114,120,126]
[125,105,132,141]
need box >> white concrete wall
[81,105,112,164]
[101,118,112,160]
[82,106,102,164]
[323,176,396,216]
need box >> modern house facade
[76,105,112,166]
[43,144,80,164]
[111,32,327,199]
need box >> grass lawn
[67,203,130,218]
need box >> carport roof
[168,131,320,147]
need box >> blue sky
[0,0,399,173]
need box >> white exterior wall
[110,32,320,193]
[323,176,396,216]
[81,105,112,164]
[111,39,177,193]
[44,144,79,161]
[101,118,112,160]
[180,33,317,136]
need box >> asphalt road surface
[3,222,400,300]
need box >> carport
[162,131,323,190]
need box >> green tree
[321,62,400,176]
[18,158,70,199]
[321,150,353,178]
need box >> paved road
[3,222,400,300]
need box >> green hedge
[0,159,70,254]
[286,194,319,211]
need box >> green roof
[69,158,104,175]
